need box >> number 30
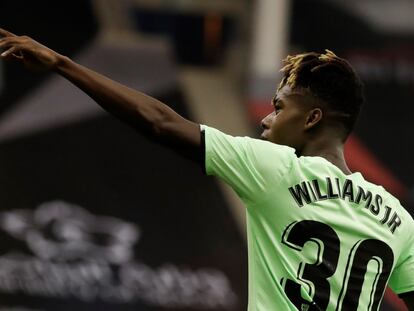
[281,220,394,310]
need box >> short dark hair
[277,50,365,136]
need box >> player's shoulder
[203,125,297,158]
[296,156,413,223]
[243,136,296,155]
[359,176,411,215]
[356,174,414,236]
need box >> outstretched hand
[0,28,62,71]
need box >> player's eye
[274,104,281,114]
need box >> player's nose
[261,114,271,129]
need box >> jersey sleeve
[388,233,414,295]
[201,125,295,204]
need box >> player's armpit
[150,113,202,162]
[399,291,414,310]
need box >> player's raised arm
[0,28,201,161]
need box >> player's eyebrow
[272,96,283,107]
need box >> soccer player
[0,28,413,311]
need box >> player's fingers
[1,46,22,58]
[12,51,24,59]
[0,36,19,47]
[0,28,17,38]
[0,37,27,56]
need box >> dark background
[0,1,412,310]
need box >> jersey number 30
[281,220,394,310]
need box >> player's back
[246,154,414,311]
[202,125,414,311]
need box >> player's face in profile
[260,86,310,150]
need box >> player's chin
[260,133,268,141]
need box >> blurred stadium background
[0,0,412,310]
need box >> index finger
[0,28,17,38]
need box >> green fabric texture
[202,125,414,311]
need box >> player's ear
[304,108,323,131]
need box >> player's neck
[301,137,352,175]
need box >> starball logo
[1,200,139,264]
[0,201,237,309]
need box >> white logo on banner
[0,201,237,309]
[1,201,139,264]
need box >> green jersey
[202,125,414,311]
